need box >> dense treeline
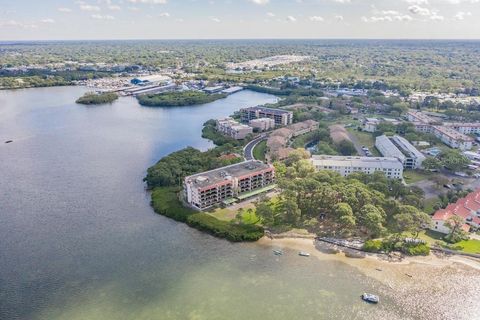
[246,85,324,97]
[255,157,430,239]
[151,187,264,242]
[144,146,242,189]
[137,91,226,107]
[76,92,118,105]
[2,40,479,91]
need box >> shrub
[151,187,264,242]
[402,243,430,256]
[76,92,118,105]
[363,239,383,252]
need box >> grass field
[252,140,267,161]
[414,230,480,254]
[404,170,432,184]
[422,197,439,215]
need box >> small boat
[5,140,13,144]
[273,249,283,256]
[361,293,379,304]
[298,251,310,257]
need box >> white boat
[361,293,379,304]
[273,249,283,255]
[298,251,310,257]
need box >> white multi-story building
[216,117,253,140]
[443,123,480,135]
[249,118,275,132]
[432,126,473,151]
[241,106,293,126]
[184,160,275,210]
[310,155,403,179]
[407,110,474,151]
[375,135,425,169]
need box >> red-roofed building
[430,189,480,234]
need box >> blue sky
[0,0,479,40]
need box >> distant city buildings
[310,155,403,179]
[184,160,275,210]
[431,189,480,234]
[240,106,293,126]
[216,118,253,140]
[375,135,425,169]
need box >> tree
[393,205,432,238]
[255,200,275,226]
[337,139,356,156]
[422,157,442,170]
[445,215,469,243]
[359,204,386,236]
[333,202,356,229]
[439,151,470,172]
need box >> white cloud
[362,14,413,23]
[286,15,297,22]
[394,15,413,21]
[91,14,115,20]
[454,11,472,20]
[335,15,344,21]
[159,12,170,17]
[40,18,55,24]
[331,0,351,3]
[443,0,479,4]
[266,12,275,17]
[309,16,324,22]
[80,4,101,12]
[404,0,429,4]
[210,17,221,22]
[128,0,167,4]
[248,0,269,4]
[57,7,72,13]
[108,5,121,11]
[408,5,431,16]
[381,10,400,15]
[430,13,444,20]
[0,20,38,29]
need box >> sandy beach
[257,236,480,319]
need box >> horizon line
[1,37,480,43]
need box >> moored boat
[361,293,379,304]
[298,251,310,257]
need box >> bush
[187,214,264,242]
[402,243,430,256]
[363,239,383,252]
[151,187,264,242]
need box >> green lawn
[452,239,480,254]
[404,170,432,184]
[252,140,267,161]
[414,230,480,254]
[422,197,439,215]
[346,129,380,156]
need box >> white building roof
[391,135,425,160]
[375,135,406,162]
[311,155,403,169]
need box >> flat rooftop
[242,106,292,116]
[433,125,474,141]
[311,155,402,168]
[185,160,272,189]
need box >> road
[345,128,367,156]
[244,134,267,161]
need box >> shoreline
[257,236,480,287]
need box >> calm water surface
[0,86,476,320]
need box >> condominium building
[375,135,425,169]
[216,117,253,140]
[310,155,403,179]
[443,123,480,135]
[407,110,474,150]
[184,160,275,210]
[431,189,480,234]
[240,106,293,126]
[407,110,439,124]
[432,126,473,151]
[249,118,275,131]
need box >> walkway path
[244,134,267,161]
